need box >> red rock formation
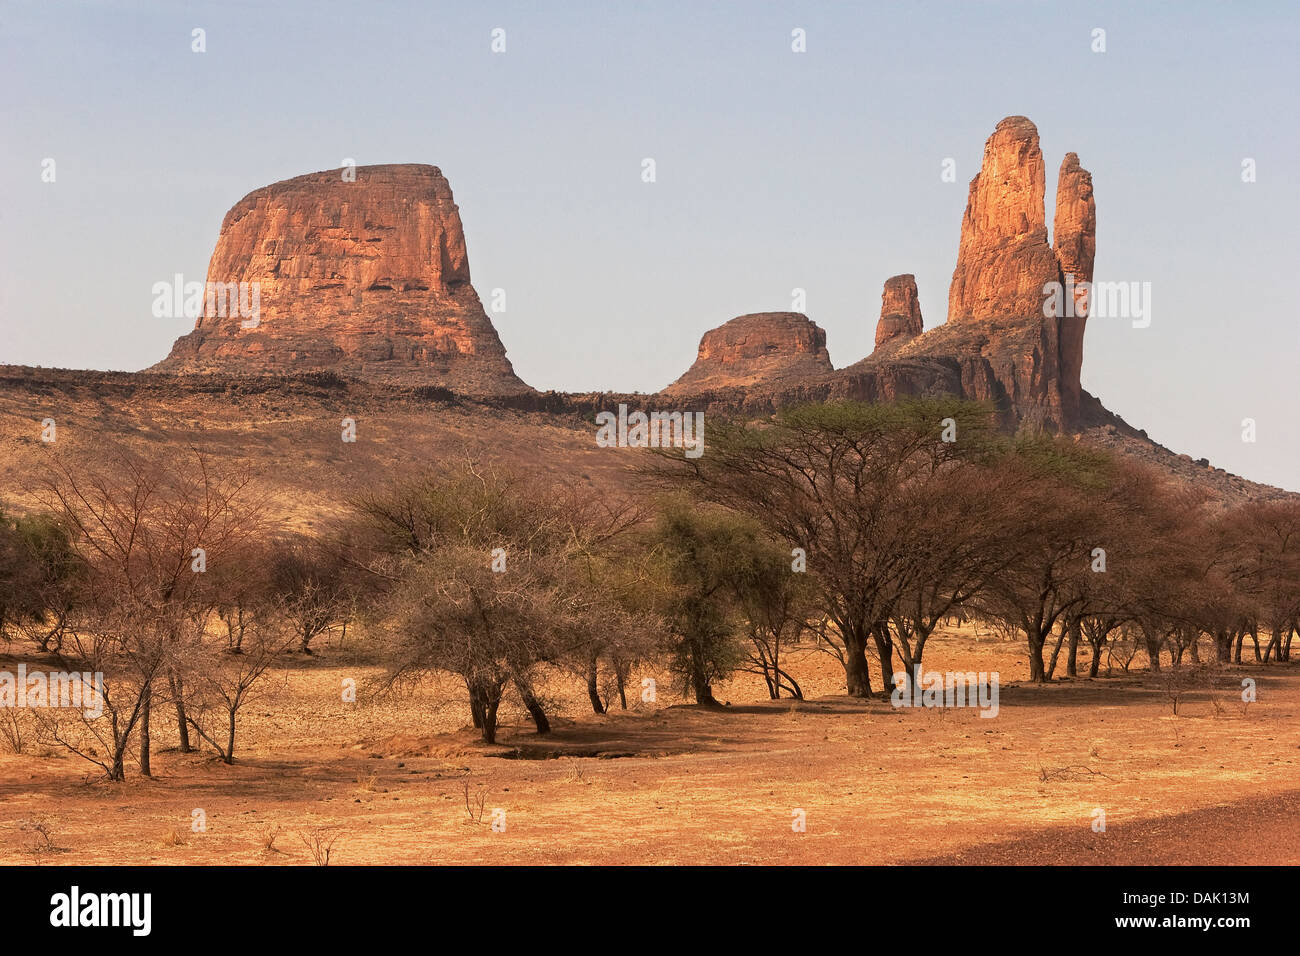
[939,117,1096,428]
[666,312,832,392]
[153,164,528,395]
[666,117,1097,433]
[947,117,1061,323]
[874,274,923,351]
[1054,152,1097,417]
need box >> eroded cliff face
[153,164,529,395]
[665,312,832,392]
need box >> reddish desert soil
[3,629,1297,866]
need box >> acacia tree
[35,448,264,777]
[567,523,657,715]
[884,460,1021,678]
[183,606,293,763]
[728,527,816,700]
[973,437,1112,683]
[269,539,356,654]
[1220,500,1300,663]
[648,399,997,697]
[1107,474,1209,674]
[356,462,650,743]
[0,506,82,651]
[645,503,753,706]
[210,540,277,654]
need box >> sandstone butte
[152,164,530,396]
[665,312,832,393]
[666,115,1099,433]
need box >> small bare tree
[34,447,265,778]
[183,614,292,763]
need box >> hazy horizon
[1,0,1296,489]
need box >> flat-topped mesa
[666,312,832,392]
[874,274,923,351]
[152,164,530,395]
[1054,152,1097,415]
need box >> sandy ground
[3,626,1297,866]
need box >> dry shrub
[260,825,283,852]
[19,817,58,856]
[0,710,28,754]
[462,780,488,825]
[300,828,338,865]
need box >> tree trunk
[1066,619,1081,678]
[1142,624,1162,672]
[586,653,605,715]
[482,694,500,745]
[690,659,719,707]
[1046,624,1069,680]
[110,737,126,782]
[467,679,484,729]
[224,709,236,764]
[1088,635,1103,677]
[515,678,551,734]
[139,686,152,777]
[615,660,629,710]
[171,673,192,753]
[1263,624,1281,663]
[871,624,895,695]
[842,627,873,697]
[779,669,804,700]
[468,682,502,744]
[1027,630,1047,683]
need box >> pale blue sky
[1,1,1296,489]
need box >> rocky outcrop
[665,116,1097,432]
[874,274,923,351]
[939,116,1096,428]
[1053,153,1097,416]
[947,116,1061,324]
[666,312,832,392]
[152,164,529,395]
